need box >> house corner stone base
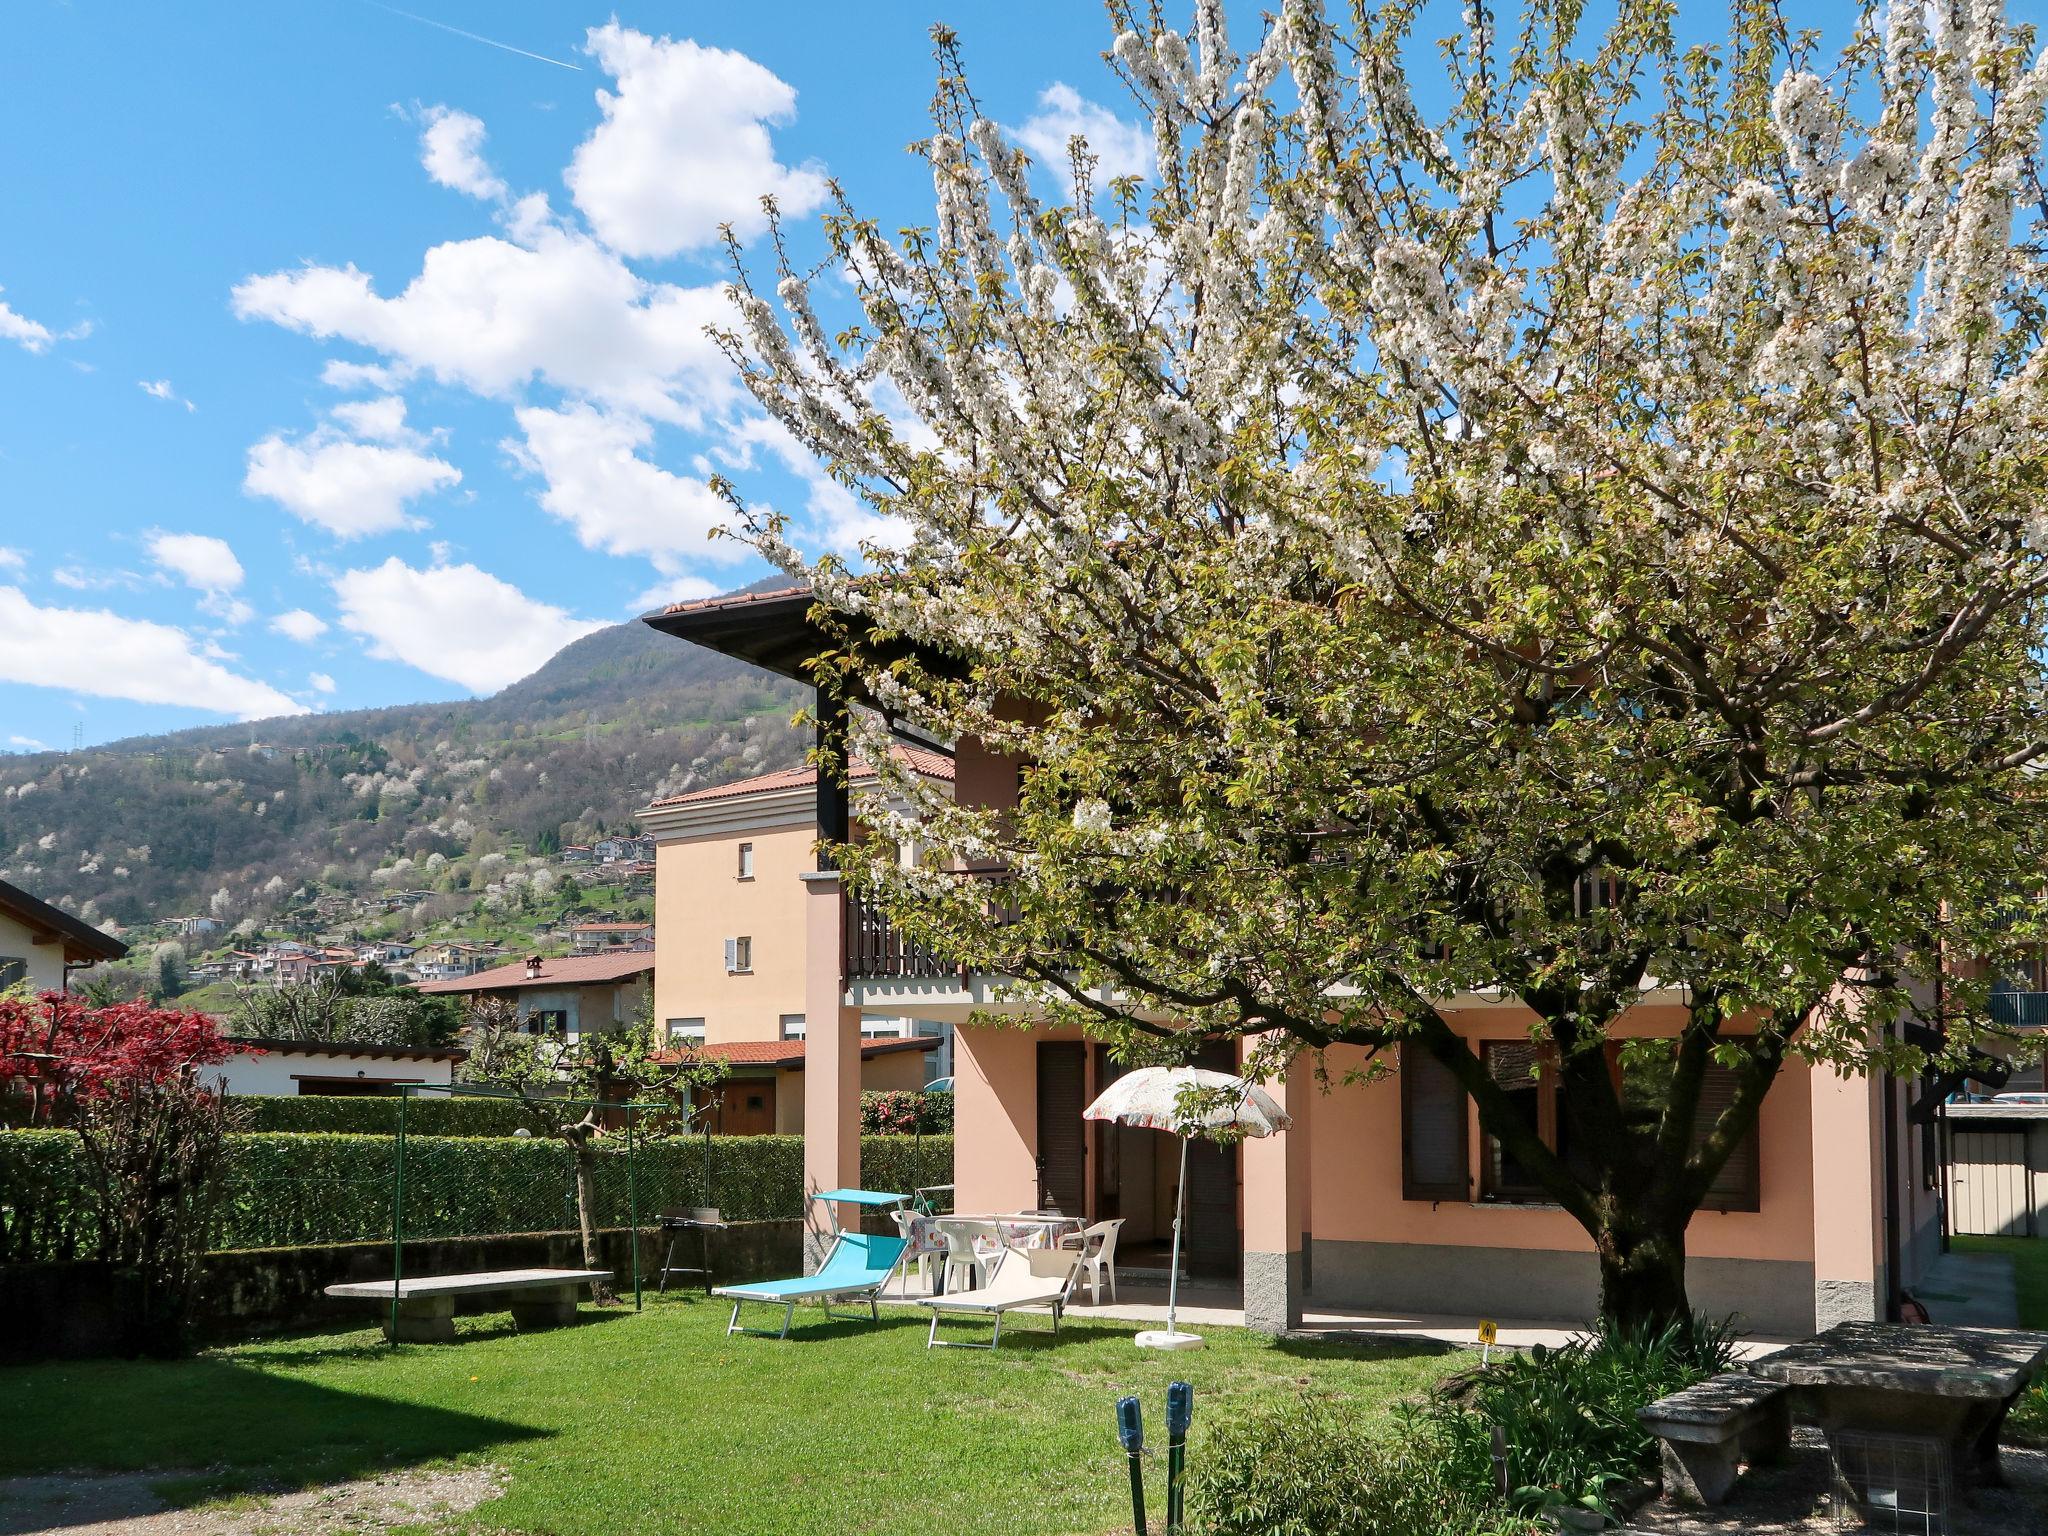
[1813,1276,1879,1329]
[1242,1248,1303,1333]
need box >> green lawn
[1951,1234,2048,1441]
[0,1296,1457,1536]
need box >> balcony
[842,869,1016,981]
[1990,989,2048,1028]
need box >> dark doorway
[1183,1039,1242,1277]
[1036,1042,1088,1214]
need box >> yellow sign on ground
[1477,1319,1498,1346]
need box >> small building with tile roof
[414,950,656,1043]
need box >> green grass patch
[0,1298,1456,1536]
[1951,1235,2048,1440]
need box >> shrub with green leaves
[1190,1397,1530,1536]
[3,1129,952,1257]
[1430,1315,1739,1520]
[233,1096,534,1136]
[860,1089,953,1135]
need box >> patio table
[1749,1320,2048,1483]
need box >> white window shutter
[723,937,738,973]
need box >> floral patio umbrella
[1083,1066,1291,1350]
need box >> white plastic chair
[889,1210,941,1295]
[938,1219,1002,1293]
[1061,1218,1124,1303]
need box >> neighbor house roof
[657,1036,939,1070]
[647,743,955,810]
[0,877,128,966]
[412,951,657,995]
[223,1036,468,1064]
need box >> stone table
[1749,1321,2048,1484]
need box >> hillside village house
[644,586,1952,1339]
[415,950,654,1041]
[638,756,945,1133]
[570,920,654,954]
[0,877,126,993]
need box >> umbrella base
[1136,1329,1205,1351]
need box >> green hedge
[232,1096,537,1137]
[0,1129,954,1259]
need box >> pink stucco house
[645,587,1952,1339]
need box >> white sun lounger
[915,1247,1080,1349]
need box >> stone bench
[324,1268,609,1343]
[1638,1372,1792,1505]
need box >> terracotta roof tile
[647,743,954,809]
[413,951,656,994]
[660,584,812,617]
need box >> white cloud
[0,288,56,354]
[631,574,720,613]
[506,402,741,572]
[139,378,196,412]
[419,105,508,200]
[0,586,305,719]
[244,399,461,539]
[328,394,418,443]
[320,358,402,392]
[1014,83,1154,191]
[147,531,244,594]
[0,548,22,571]
[8,735,48,750]
[308,671,337,695]
[565,24,827,261]
[332,557,604,692]
[232,221,734,426]
[271,609,330,643]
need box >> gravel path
[0,1466,503,1536]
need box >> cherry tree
[717,0,2048,1325]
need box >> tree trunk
[572,1144,600,1270]
[1594,1209,1691,1332]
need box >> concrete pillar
[1240,1057,1312,1332]
[800,868,862,1271]
[1810,1061,1884,1328]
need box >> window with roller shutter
[1400,1041,1469,1201]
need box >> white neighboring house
[206,1038,466,1097]
[0,877,127,992]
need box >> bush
[1190,1397,1529,1536]
[1,1129,954,1257]
[0,1129,96,1263]
[1431,1314,1739,1520]
[233,1096,535,1136]
[860,1089,953,1135]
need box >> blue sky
[0,1,1143,747]
[5,3,2046,750]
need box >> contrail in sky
[356,1,583,71]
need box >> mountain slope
[0,606,805,935]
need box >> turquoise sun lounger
[715,1190,911,1339]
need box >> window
[526,1009,569,1038]
[1400,1041,1469,1201]
[667,1017,706,1044]
[779,1013,806,1040]
[1481,1041,1559,1202]
[1620,1052,1761,1213]
[724,936,752,974]
[0,956,25,990]
[736,842,754,880]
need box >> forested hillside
[0,610,804,937]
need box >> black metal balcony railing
[842,869,1016,981]
[1990,990,2048,1028]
